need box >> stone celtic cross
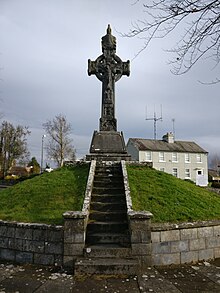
[88,24,130,131]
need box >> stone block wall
[151,220,220,266]
[0,220,63,266]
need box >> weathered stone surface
[152,242,171,254]
[189,238,206,251]
[64,232,85,244]
[131,243,151,256]
[64,218,86,234]
[46,229,63,242]
[170,240,189,253]
[151,231,160,243]
[161,230,180,242]
[15,227,33,240]
[64,243,84,256]
[23,240,45,253]
[0,226,15,238]
[16,251,33,263]
[213,225,220,237]
[63,211,87,220]
[181,251,198,263]
[32,229,47,241]
[197,226,213,238]
[206,236,220,248]
[214,247,220,258]
[45,242,63,254]
[88,25,130,132]
[152,253,180,266]
[0,236,8,248]
[198,248,214,261]
[130,230,151,243]
[34,253,54,265]
[137,255,152,268]
[0,248,15,261]
[180,228,197,240]
[63,255,75,267]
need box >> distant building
[127,132,208,186]
[208,169,220,183]
[8,166,29,177]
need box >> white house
[127,132,208,186]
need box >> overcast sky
[0,0,219,165]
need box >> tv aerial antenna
[145,105,163,140]
[172,118,176,140]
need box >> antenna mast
[146,105,163,140]
[172,118,175,139]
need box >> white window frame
[197,154,202,163]
[145,151,152,162]
[185,168,191,179]
[172,168,178,177]
[172,152,178,162]
[197,169,203,175]
[185,153,190,163]
[159,152,165,162]
[159,167,165,172]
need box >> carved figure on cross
[88,24,130,131]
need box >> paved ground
[1,259,220,292]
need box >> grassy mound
[0,164,89,225]
[127,165,220,223]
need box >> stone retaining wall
[151,220,220,266]
[0,220,63,266]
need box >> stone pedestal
[86,131,131,161]
[128,211,153,269]
[63,211,88,268]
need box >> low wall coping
[0,219,63,230]
[128,211,153,219]
[152,219,220,231]
[63,211,88,219]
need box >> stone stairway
[74,162,138,275]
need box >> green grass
[127,165,220,223]
[0,164,89,225]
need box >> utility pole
[41,134,46,173]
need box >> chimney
[163,132,174,143]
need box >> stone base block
[87,131,131,161]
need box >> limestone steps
[90,201,126,212]
[86,232,130,245]
[74,257,138,275]
[87,221,128,233]
[83,246,132,258]
[79,162,134,275]
[89,210,127,222]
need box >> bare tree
[209,153,220,171]
[43,114,75,167]
[124,0,220,81]
[0,121,30,176]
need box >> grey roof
[128,138,208,154]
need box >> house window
[197,169,203,175]
[172,152,178,162]
[159,152,165,162]
[145,151,152,161]
[172,168,178,177]
[159,167,165,172]
[197,154,202,163]
[185,168,190,179]
[185,153,190,163]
